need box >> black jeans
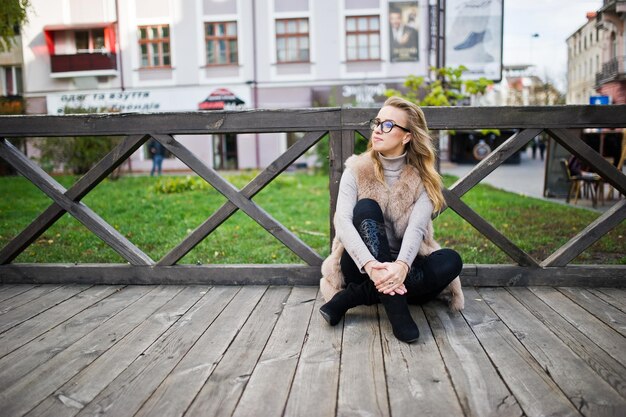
[340,199,462,305]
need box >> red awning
[43,22,115,31]
[44,22,117,55]
[198,88,245,110]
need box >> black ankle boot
[379,293,419,343]
[320,281,378,326]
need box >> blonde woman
[319,96,464,343]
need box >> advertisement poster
[445,0,503,80]
[389,1,420,62]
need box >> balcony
[595,55,626,86]
[50,52,117,77]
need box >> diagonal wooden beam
[448,128,543,198]
[154,134,323,266]
[442,188,539,267]
[0,139,154,266]
[548,128,626,195]
[542,199,626,267]
[158,131,327,266]
[0,135,149,264]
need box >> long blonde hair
[367,96,445,212]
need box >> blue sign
[590,95,610,105]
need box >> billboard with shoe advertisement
[445,0,503,81]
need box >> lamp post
[530,33,540,69]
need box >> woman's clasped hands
[364,260,410,295]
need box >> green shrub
[153,176,212,194]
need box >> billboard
[389,1,420,62]
[445,0,503,81]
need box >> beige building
[596,0,626,104]
[566,12,604,104]
[19,0,435,172]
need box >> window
[276,18,309,63]
[205,22,238,65]
[1,66,23,96]
[138,25,171,68]
[75,29,106,53]
[213,134,238,170]
[346,16,380,61]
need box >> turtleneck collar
[378,152,407,172]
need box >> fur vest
[319,152,464,311]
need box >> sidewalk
[441,148,617,213]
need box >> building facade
[595,0,626,104]
[20,0,434,172]
[566,12,604,104]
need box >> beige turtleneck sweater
[334,152,434,272]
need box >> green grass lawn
[0,172,624,265]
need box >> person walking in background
[319,97,464,343]
[149,139,166,176]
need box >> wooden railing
[0,106,625,286]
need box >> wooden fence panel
[0,106,625,285]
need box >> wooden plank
[0,285,119,358]
[0,285,150,392]
[0,285,62,315]
[0,140,154,266]
[0,285,89,334]
[531,287,626,366]
[379,304,464,417]
[0,264,321,285]
[442,188,539,267]
[447,128,543,198]
[0,135,147,265]
[2,264,625,287]
[158,130,326,265]
[0,286,185,417]
[183,287,291,417]
[2,106,625,138]
[479,287,626,414]
[155,134,323,266]
[459,265,626,287]
[590,288,626,313]
[0,108,343,136]
[283,293,343,417]
[342,105,626,130]
[232,287,317,417]
[542,199,626,267]
[558,287,626,337]
[549,128,626,195]
[422,301,523,417]
[337,305,389,417]
[26,286,212,417]
[461,288,583,417]
[74,285,240,417]
[0,285,35,303]
[132,286,264,417]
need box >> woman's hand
[374,261,410,295]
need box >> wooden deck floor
[0,284,625,417]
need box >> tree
[385,65,492,107]
[36,107,124,176]
[0,0,30,52]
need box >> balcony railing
[595,55,626,85]
[50,53,117,74]
[0,106,625,286]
